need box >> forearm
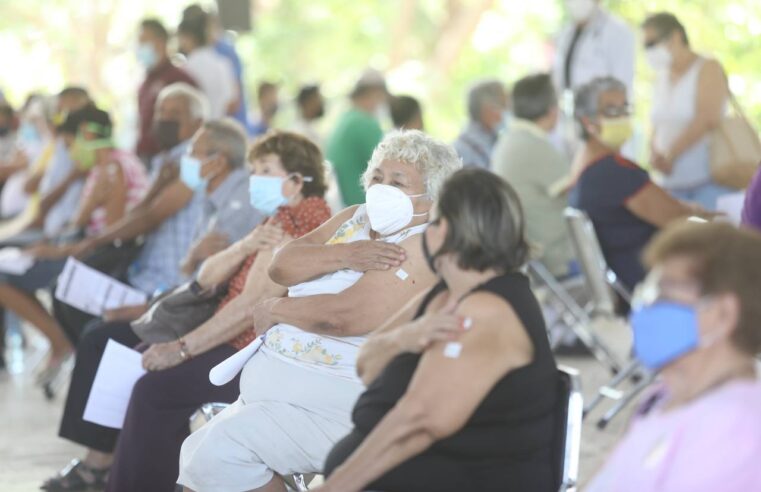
[326,402,436,492]
[269,294,366,336]
[195,242,251,288]
[357,333,405,385]
[89,206,156,247]
[269,243,349,286]
[183,291,257,356]
[668,118,717,160]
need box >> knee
[130,372,166,409]
[76,321,111,354]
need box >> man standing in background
[326,69,387,206]
[135,19,197,165]
[552,0,635,156]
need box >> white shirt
[184,47,237,119]
[289,118,322,149]
[552,8,636,97]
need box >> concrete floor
[0,318,639,491]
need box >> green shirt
[326,108,383,206]
[492,119,575,277]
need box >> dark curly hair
[248,130,327,198]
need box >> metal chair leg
[584,360,642,416]
[596,374,655,430]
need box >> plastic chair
[554,366,583,492]
[188,402,317,491]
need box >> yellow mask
[598,116,633,149]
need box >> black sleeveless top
[346,272,558,490]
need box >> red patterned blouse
[224,196,332,350]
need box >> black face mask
[0,127,9,137]
[152,120,181,151]
[421,223,442,275]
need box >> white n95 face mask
[645,45,673,71]
[365,184,427,236]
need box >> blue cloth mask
[630,302,700,371]
[249,175,288,216]
[136,43,159,69]
[180,155,206,190]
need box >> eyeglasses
[599,104,632,118]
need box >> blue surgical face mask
[249,175,288,216]
[630,302,700,371]
[249,173,312,216]
[19,122,41,144]
[180,154,206,190]
[136,42,159,69]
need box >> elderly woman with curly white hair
[177,130,462,492]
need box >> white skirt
[177,348,363,492]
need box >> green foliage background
[0,0,759,151]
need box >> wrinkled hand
[239,223,285,255]
[343,240,406,272]
[394,303,466,353]
[103,304,149,323]
[252,297,281,337]
[651,152,674,175]
[142,341,184,371]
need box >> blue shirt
[453,121,497,170]
[569,154,657,291]
[127,141,203,295]
[40,137,85,237]
[214,38,252,134]
[194,167,263,244]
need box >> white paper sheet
[716,192,746,225]
[0,247,35,275]
[209,337,263,386]
[82,339,147,429]
[54,258,148,316]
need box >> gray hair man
[492,73,575,278]
[452,79,509,169]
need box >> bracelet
[178,337,192,362]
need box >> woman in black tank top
[319,169,559,492]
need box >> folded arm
[626,182,713,228]
[263,232,434,337]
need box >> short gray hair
[362,129,462,200]
[574,77,627,139]
[203,118,248,168]
[467,79,506,121]
[156,82,209,121]
[574,76,627,120]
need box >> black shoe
[553,338,594,357]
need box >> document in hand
[0,247,35,275]
[83,339,147,429]
[209,336,264,386]
[55,257,148,316]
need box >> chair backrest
[553,366,583,492]
[563,208,618,315]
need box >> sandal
[40,459,109,491]
[36,352,72,387]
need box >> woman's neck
[442,266,501,301]
[663,349,756,411]
[580,139,616,167]
[671,48,698,75]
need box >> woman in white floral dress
[178,130,462,492]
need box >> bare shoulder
[699,58,727,82]
[456,290,533,360]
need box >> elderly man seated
[177,130,462,492]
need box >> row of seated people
[37,89,761,491]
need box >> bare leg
[83,449,113,470]
[0,284,72,358]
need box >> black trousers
[106,344,240,492]
[58,319,140,452]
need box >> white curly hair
[361,129,462,200]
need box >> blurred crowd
[0,1,760,491]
